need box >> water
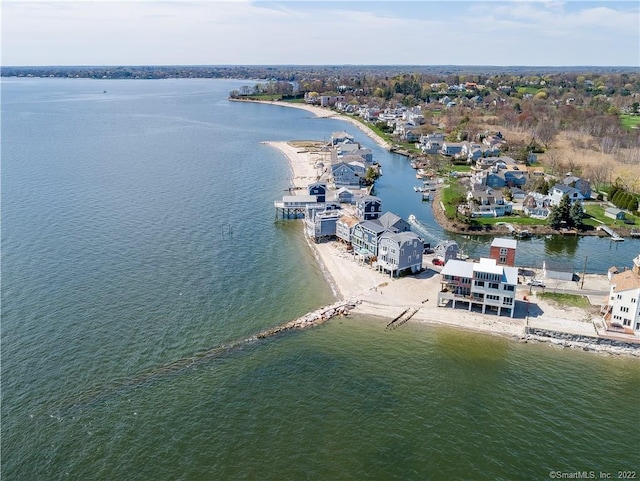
[2,78,639,480]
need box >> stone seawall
[525,327,640,356]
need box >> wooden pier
[597,225,624,241]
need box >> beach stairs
[386,307,420,330]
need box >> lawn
[537,292,591,309]
[583,204,640,227]
[620,114,640,131]
[472,216,546,226]
[440,179,466,219]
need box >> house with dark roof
[355,195,382,221]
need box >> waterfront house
[468,188,512,217]
[335,187,355,204]
[308,182,328,203]
[522,193,552,219]
[543,260,575,281]
[355,195,382,221]
[603,255,640,334]
[336,215,360,244]
[549,184,584,206]
[274,195,319,219]
[304,209,342,242]
[331,161,365,187]
[421,140,442,155]
[562,176,592,199]
[352,220,388,258]
[377,231,424,277]
[605,207,626,221]
[377,212,411,233]
[434,240,459,262]
[440,142,465,157]
[438,257,518,317]
[331,131,355,146]
[489,238,517,266]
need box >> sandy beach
[260,103,638,355]
[236,98,393,150]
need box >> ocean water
[2,78,639,480]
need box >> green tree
[569,201,584,228]
[628,197,639,212]
[548,194,571,229]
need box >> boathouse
[543,260,575,281]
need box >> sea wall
[525,327,640,356]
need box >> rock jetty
[256,299,361,339]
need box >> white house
[549,184,584,206]
[603,255,640,334]
[438,257,518,317]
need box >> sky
[2,0,639,67]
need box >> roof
[377,212,406,229]
[357,220,388,235]
[474,257,503,275]
[544,260,574,272]
[611,270,640,292]
[337,215,360,227]
[441,259,474,277]
[491,238,517,249]
[605,207,623,215]
[380,231,422,246]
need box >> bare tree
[544,150,563,175]
[535,120,559,149]
[585,163,612,190]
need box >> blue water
[2,78,639,480]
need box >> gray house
[434,240,459,262]
[355,195,382,221]
[352,220,388,258]
[308,182,327,203]
[335,187,355,204]
[377,212,411,233]
[377,231,424,277]
[331,161,365,187]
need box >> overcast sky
[2,1,639,67]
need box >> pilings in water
[386,307,420,330]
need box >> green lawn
[537,292,591,309]
[583,204,640,227]
[450,164,472,172]
[441,180,466,219]
[620,114,640,130]
[472,216,546,226]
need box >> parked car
[432,258,444,266]
[527,279,545,287]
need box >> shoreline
[236,98,640,240]
[264,140,639,357]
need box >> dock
[598,225,624,241]
[504,223,530,238]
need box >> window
[475,281,485,287]
[500,248,508,255]
[499,256,507,264]
[621,306,629,313]
[489,283,499,290]
[503,297,513,305]
[487,294,499,301]
[632,298,637,303]
[504,285,515,291]
[623,319,631,326]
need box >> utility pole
[581,256,588,289]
